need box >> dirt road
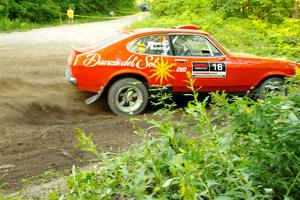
[0,14,146,193]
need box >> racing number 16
[210,63,225,72]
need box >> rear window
[127,34,171,56]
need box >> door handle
[175,59,188,63]
[218,57,226,61]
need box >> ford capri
[66,25,299,115]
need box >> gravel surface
[0,14,148,194]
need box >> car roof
[122,28,209,37]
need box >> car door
[170,34,240,92]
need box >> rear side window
[171,35,223,57]
[127,35,171,56]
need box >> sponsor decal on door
[192,62,226,78]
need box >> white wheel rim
[115,85,144,113]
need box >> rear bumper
[65,65,77,85]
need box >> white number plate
[192,62,226,78]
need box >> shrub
[150,0,295,23]
[51,73,300,200]
[0,17,35,32]
[0,0,137,24]
[210,73,300,198]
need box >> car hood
[231,55,299,69]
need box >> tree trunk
[292,0,299,19]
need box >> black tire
[256,77,285,99]
[108,78,148,116]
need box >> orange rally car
[66,25,299,115]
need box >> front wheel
[108,78,148,116]
[256,77,286,99]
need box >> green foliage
[150,0,211,18]
[0,0,137,32]
[131,0,299,61]
[0,0,136,30]
[210,75,300,198]
[0,193,21,200]
[51,74,300,199]
[76,128,106,161]
[130,12,300,61]
[150,0,296,23]
[0,17,36,32]
[211,0,293,22]
[0,0,60,23]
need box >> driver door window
[171,35,222,57]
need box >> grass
[0,12,138,33]
[0,169,70,200]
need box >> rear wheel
[256,77,286,99]
[108,78,148,116]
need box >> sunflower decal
[150,57,175,85]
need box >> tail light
[67,49,75,65]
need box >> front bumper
[65,65,77,85]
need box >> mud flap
[84,86,105,105]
